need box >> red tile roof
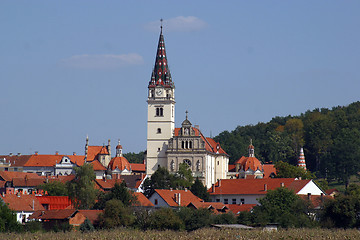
[89,160,106,171]
[153,189,203,207]
[227,204,256,215]
[263,164,276,178]
[12,177,45,187]
[1,194,45,212]
[235,156,262,171]
[78,210,103,224]
[174,128,227,155]
[208,178,311,195]
[23,154,85,167]
[130,163,146,172]
[30,209,77,220]
[87,146,109,161]
[0,155,32,167]
[133,192,154,207]
[108,157,131,171]
[0,171,43,181]
[36,196,72,210]
[187,201,229,213]
[94,178,123,191]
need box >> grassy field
[1,228,360,240]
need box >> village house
[29,209,102,230]
[208,178,326,205]
[148,189,203,208]
[1,193,45,223]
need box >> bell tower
[146,23,175,175]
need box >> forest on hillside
[214,101,360,185]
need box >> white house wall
[296,180,325,195]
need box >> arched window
[189,141,192,149]
[156,108,159,116]
[183,159,191,167]
[157,128,161,134]
[159,108,163,116]
[182,141,184,149]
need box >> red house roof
[87,146,109,161]
[36,196,72,210]
[133,192,154,207]
[152,189,203,207]
[208,178,311,195]
[1,194,45,212]
[130,163,145,172]
[227,204,256,215]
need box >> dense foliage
[237,187,315,228]
[123,151,145,163]
[214,101,360,184]
[0,202,21,232]
[67,163,98,209]
[38,181,68,196]
[143,164,194,198]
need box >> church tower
[146,25,175,175]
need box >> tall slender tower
[146,25,175,175]
[297,147,307,170]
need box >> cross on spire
[185,110,188,120]
[160,18,163,32]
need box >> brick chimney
[307,193,311,200]
[212,184,215,193]
[264,184,267,191]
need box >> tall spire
[148,20,174,88]
[298,147,307,170]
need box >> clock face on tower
[156,89,162,96]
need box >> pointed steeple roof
[148,24,174,88]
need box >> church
[145,26,229,187]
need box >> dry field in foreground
[1,228,359,240]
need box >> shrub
[23,220,43,233]
[149,208,184,230]
[79,218,95,232]
[213,212,236,224]
[176,207,212,231]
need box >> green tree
[143,166,174,197]
[274,161,315,179]
[213,212,236,224]
[98,199,135,228]
[250,187,314,227]
[330,128,360,188]
[79,218,95,232]
[176,207,212,231]
[94,181,137,209]
[0,202,21,232]
[190,177,210,201]
[284,118,305,158]
[321,194,360,228]
[149,208,184,230]
[38,181,68,196]
[173,163,193,189]
[123,151,145,163]
[67,163,98,209]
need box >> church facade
[146,28,228,187]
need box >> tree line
[214,101,360,187]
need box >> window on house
[154,199,158,205]
[217,161,219,165]
[157,148,161,152]
[189,141,192,149]
[181,141,184,149]
[216,199,220,202]
[157,128,161,134]
[240,198,245,204]
[224,199,228,204]
[232,199,236,204]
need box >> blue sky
[1,1,359,156]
